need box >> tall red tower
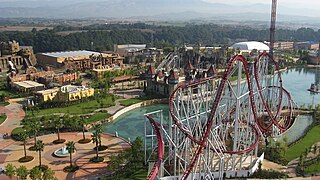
[270,0,277,59]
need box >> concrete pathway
[0,99,25,135]
[0,132,130,179]
[104,99,123,115]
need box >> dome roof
[230,41,269,51]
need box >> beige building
[274,41,294,49]
[12,80,45,93]
[294,41,319,50]
[37,50,110,67]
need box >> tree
[5,163,16,179]
[66,141,76,167]
[91,131,100,159]
[53,116,64,142]
[19,130,29,158]
[94,124,103,147]
[23,118,41,147]
[127,137,144,169]
[29,167,42,180]
[80,116,89,140]
[35,140,44,167]
[42,168,56,180]
[16,165,28,180]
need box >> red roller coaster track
[146,115,164,180]
[146,52,293,180]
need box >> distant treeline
[0,23,320,53]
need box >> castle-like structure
[144,61,218,97]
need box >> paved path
[0,99,131,179]
[0,132,130,179]
[104,99,123,115]
[0,99,25,135]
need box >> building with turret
[144,62,218,97]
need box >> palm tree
[19,130,28,158]
[94,124,103,147]
[23,118,41,148]
[35,140,44,167]
[42,168,56,180]
[53,116,64,142]
[4,163,16,179]
[80,115,89,140]
[91,131,100,159]
[16,165,28,180]
[66,141,76,167]
[29,167,42,180]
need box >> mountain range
[0,0,319,24]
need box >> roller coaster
[144,52,294,180]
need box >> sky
[0,0,320,18]
[203,0,320,10]
[1,0,320,10]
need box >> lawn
[87,112,112,124]
[119,98,143,107]
[304,161,320,174]
[0,114,7,125]
[27,96,115,116]
[123,168,148,180]
[0,101,9,106]
[285,125,320,161]
[119,95,163,107]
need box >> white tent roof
[230,41,270,51]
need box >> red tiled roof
[112,76,139,82]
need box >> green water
[104,104,168,139]
[103,67,320,140]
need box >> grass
[87,112,112,124]
[11,127,25,141]
[119,98,143,107]
[304,161,320,174]
[0,101,9,106]
[285,125,320,161]
[0,114,7,125]
[119,94,165,107]
[27,96,115,116]
[123,168,148,180]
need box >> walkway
[0,132,130,179]
[104,99,123,115]
[0,98,25,135]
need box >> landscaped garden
[26,95,115,116]
[119,98,143,107]
[0,113,7,125]
[86,112,112,124]
[304,161,320,175]
[285,125,320,161]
